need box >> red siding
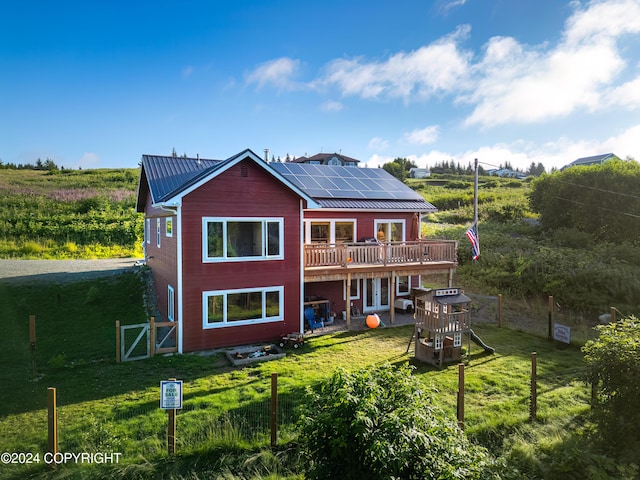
[144,191,179,323]
[180,160,303,352]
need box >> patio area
[304,310,416,336]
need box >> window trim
[374,219,406,243]
[202,217,284,262]
[166,217,173,237]
[202,286,284,329]
[156,218,161,248]
[145,218,151,244]
[167,285,175,321]
[304,219,357,244]
[396,275,411,296]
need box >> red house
[136,149,457,353]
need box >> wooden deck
[304,240,458,281]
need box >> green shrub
[582,317,640,460]
[297,363,501,480]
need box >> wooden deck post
[390,272,396,325]
[346,273,351,329]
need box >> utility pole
[473,158,479,227]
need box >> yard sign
[160,380,183,409]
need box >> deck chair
[304,306,324,332]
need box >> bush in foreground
[297,363,503,479]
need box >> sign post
[160,379,183,455]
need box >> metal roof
[138,151,437,214]
[562,153,618,170]
[316,198,437,212]
[141,154,223,204]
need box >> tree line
[382,157,546,180]
[0,157,70,172]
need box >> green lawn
[0,273,593,479]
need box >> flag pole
[473,158,478,227]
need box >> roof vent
[241,164,249,177]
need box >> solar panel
[272,162,423,201]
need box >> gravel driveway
[0,258,144,284]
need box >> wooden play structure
[411,287,494,366]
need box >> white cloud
[316,25,472,101]
[319,100,343,112]
[437,0,467,15]
[245,57,302,91]
[603,75,640,110]
[600,123,640,160]
[463,0,640,128]
[403,125,440,145]
[367,137,390,151]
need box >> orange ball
[366,313,380,329]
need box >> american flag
[465,223,480,261]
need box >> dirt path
[0,258,143,284]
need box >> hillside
[0,168,142,258]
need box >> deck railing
[304,240,457,268]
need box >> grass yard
[0,273,594,479]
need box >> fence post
[167,377,177,456]
[610,306,616,323]
[548,296,553,340]
[530,352,537,422]
[497,294,502,328]
[271,373,278,447]
[47,387,58,459]
[150,317,155,358]
[116,320,121,363]
[457,363,465,430]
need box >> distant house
[486,168,526,179]
[136,149,458,353]
[409,167,430,179]
[561,153,620,170]
[291,152,359,167]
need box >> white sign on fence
[160,380,183,409]
[553,323,571,344]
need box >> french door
[364,277,390,312]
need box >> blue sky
[2,0,639,171]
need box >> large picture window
[203,286,284,328]
[203,217,283,261]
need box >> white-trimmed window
[345,278,360,300]
[203,217,283,262]
[167,285,175,321]
[203,286,284,328]
[166,218,173,237]
[145,219,151,244]
[374,220,405,242]
[156,219,161,248]
[305,219,356,244]
[397,276,411,296]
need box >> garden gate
[117,318,178,362]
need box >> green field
[2,272,635,479]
